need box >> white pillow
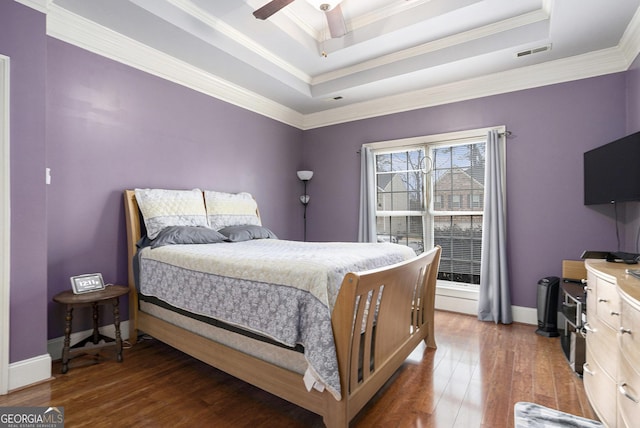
[204,191,261,230]
[134,188,208,239]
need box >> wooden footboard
[123,190,440,427]
[332,246,441,424]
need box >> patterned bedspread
[138,239,415,400]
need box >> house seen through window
[374,136,487,287]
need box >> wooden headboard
[123,190,142,341]
[123,190,142,289]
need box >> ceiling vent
[515,44,552,58]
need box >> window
[471,194,481,208]
[369,128,502,288]
[434,194,443,209]
[450,194,461,209]
[431,142,485,285]
[375,149,426,252]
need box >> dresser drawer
[618,351,640,427]
[584,347,617,427]
[620,298,640,368]
[585,318,617,378]
[595,274,621,330]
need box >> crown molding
[46,3,304,129]
[619,4,640,67]
[313,8,549,85]
[165,0,311,85]
[44,2,639,131]
[302,46,630,129]
[349,0,433,32]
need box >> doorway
[0,54,10,395]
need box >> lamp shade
[297,170,314,181]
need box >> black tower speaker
[536,276,560,337]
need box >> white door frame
[0,54,10,395]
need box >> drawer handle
[620,327,632,335]
[583,363,595,376]
[619,383,640,403]
[584,323,596,333]
[598,298,608,303]
[611,311,620,316]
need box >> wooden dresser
[584,259,640,427]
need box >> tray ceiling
[27,0,640,128]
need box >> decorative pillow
[218,225,277,242]
[204,191,261,230]
[150,226,227,248]
[134,188,208,239]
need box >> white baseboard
[47,321,130,361]
[8,354,51,392]
[512,306,538,325]
[435,292,539,326]
[7,321,131,392]
[435,294,479,316]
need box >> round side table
[52,285,129,373]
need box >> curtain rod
[356,129,512,154]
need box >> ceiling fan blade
[326,4,347,38]
[253,0,296,20]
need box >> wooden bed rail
[331,246,441,421]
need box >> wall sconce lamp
[297,170,313,241]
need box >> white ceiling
[23,0,640,128]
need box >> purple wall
[623,54,640,253]
[0,1,48,363]
[3,0,640,364]
[302,74,629,308]
[627,54,640,134]
[45,38,304,338]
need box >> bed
[124,189,441,427]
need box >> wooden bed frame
[124,190,441,427]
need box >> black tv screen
[584,130,640,205]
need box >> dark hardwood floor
[0,310,596,427]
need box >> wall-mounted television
[584,130,640,205]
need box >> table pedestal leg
[61,306,74,374]
[113,298,123,362]
[91,302,100,344]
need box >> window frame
[365,126,506,291]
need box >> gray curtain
[358,147,376,242]
[478,130,512,323]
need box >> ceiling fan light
[305,0,341,11]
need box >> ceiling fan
[253,0,347,38]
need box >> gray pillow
[151,226,227,248]
[218,225,278,242]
